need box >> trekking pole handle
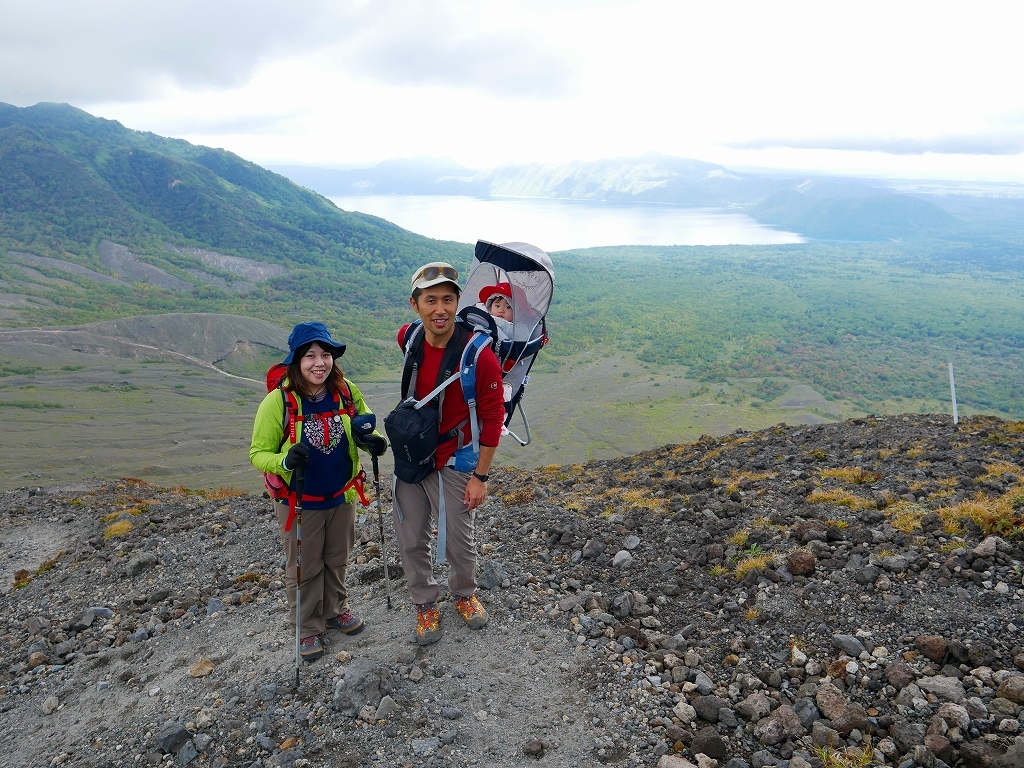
[371,454,379,478]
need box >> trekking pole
[372,455,392,609]
[293,464,305,688]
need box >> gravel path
[1,413,1023,768]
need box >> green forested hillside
[0,102,470,373]
[751,191,956,240]
[550,242,1024,416]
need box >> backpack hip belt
[282,469,369,531]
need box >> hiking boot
[453,594,489,629]
[415,602,442,645]
[327,609,364,635]
[299,634,325,662]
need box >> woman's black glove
[354,429,388,456]
[364,434,388,457]
[283,443,309,471]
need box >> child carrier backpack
[263,363,369,529]
[383,319,494,484]
[458,240,554,446]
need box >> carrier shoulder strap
[459,332,492,453]
[400,321,424,400]
[401,321,469,405]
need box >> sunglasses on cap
[415,265,459,282]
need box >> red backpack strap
[339,378,356,418]
[341,470,370,507]
[279,387,301,446]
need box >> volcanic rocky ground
[1,414,1023,768]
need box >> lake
[329,194,804,251]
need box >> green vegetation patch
[0,400,64,409]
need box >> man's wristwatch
[472,471,489,482]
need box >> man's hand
[464,476,486,510]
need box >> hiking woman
[250,322,386,661]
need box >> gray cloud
[730,133,1024,156]
[0,0,572,106]
[0,0,339,104]
[339,2,572,99]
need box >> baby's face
[489,295,513,321]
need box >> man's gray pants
[393,467,478,605]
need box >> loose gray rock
[694,695,729,723]
[127,551,159,577]
[918,675,966,703]
[581,539,605,559]
[175,740,198,765]
[831,634,867,657]
[375,695,399,721]
[996,675,1024,704]
[206,598,227,615]
[753,705,806,746]
[156,722,193,754]
[690,726,728,759]
[890,720,927,754]
[477,560,508,590]
[815,681,848,720]
[612,550,633,567]
[736,692,772,722]
[793,698,821,729]
[612,592,635,618]
[333,659,395,717]
[411,737,441,756]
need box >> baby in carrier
[478,283,515,404]
[479,283,514,341]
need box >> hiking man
[391,261,506,644]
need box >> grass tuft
[886,500,927,533]
[36,551,64,575]
[205,486,247,499]
[982,460,1020,480]
[502,488,536,506]
[727,530,750,547]
[936,492,1024,538]
[820,467,883,485]
[735,554,774,580]
[12,568,31,590]
[725,471,774,494]
[104,520,133,538]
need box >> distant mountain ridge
[273,154,957,241]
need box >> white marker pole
[948,362,959,425]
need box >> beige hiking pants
[275,500,355,639]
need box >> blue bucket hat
[282,322,346,365]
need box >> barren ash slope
[1,414,1023,768]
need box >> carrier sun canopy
[460,240,554,345]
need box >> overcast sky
[3,0,1024,181]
